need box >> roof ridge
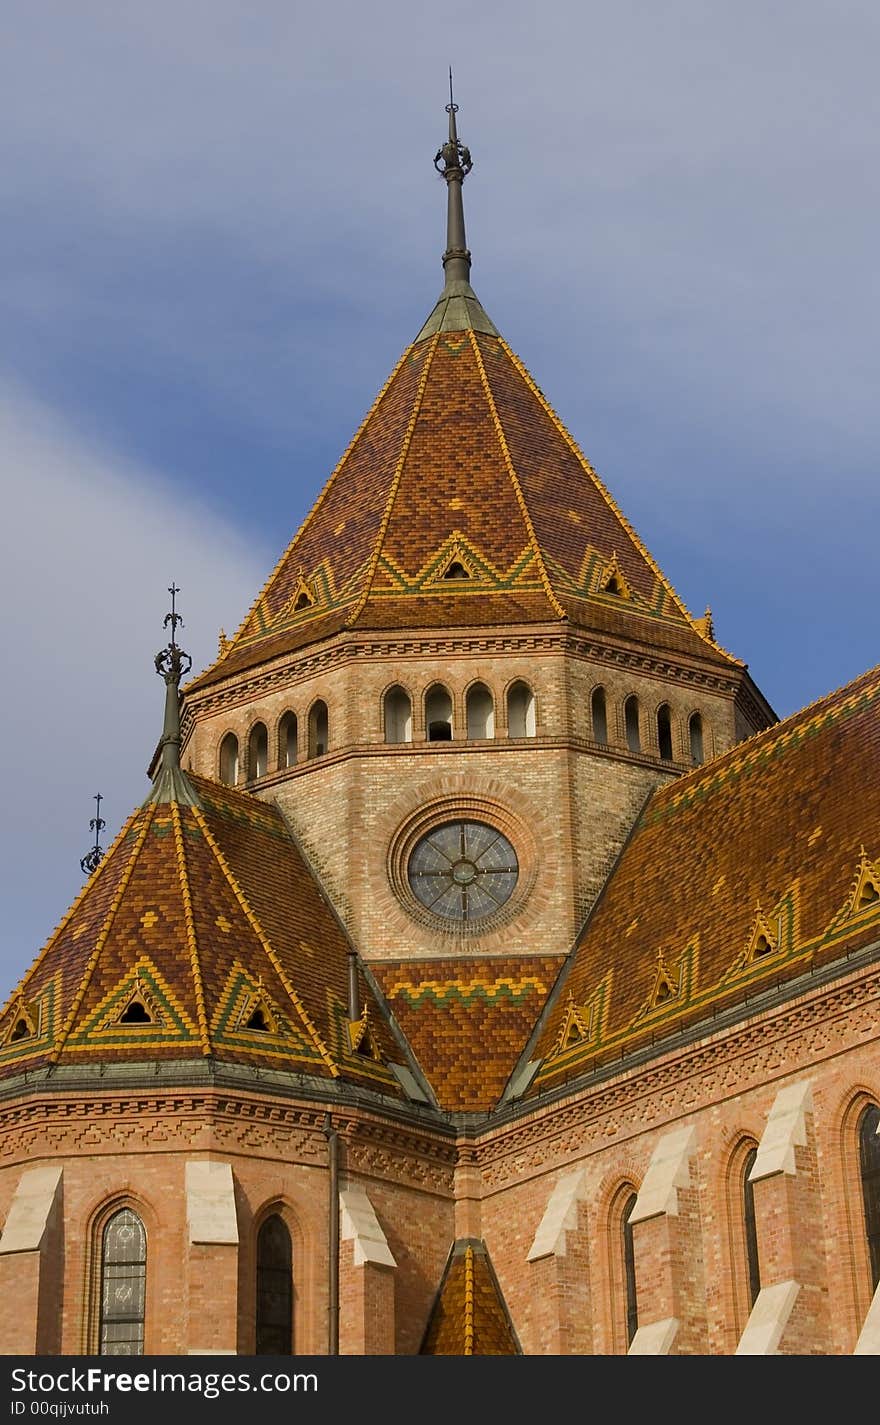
[171,801,213,1057]
[497,335,740,664]
[652,660,880,811]
[345,332,441,626]
[191,804,339,1076]
[50,802,157,1064]
[469,330,566,619]
[185,343,414,692]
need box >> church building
[0,97,878,1358]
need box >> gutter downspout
[323,1112,339,1354]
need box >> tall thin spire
[435,68,473,286]
[415,77,499,342]
[143,583,201,807]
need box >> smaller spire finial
[434,71,472,287]
[143,585,200,808]
[80,793,106,876]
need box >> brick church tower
[0,95,878,1358]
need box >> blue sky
[1,1,878,992]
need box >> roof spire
[435,67,473,286]
[143,583,201,808]
[79,793,106,876]
[415,77,499,342]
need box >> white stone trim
[526,1168,587,1261]
[854,1280,880,1355]
[0,1165,63,1255]
[630,1125,697,1223]
[339,1183,396,1268]
[750,1080,813,1180]
[628,1317,679,1355]
[735,1280,800,1354]
[185,1161,239,1245]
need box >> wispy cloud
[0,383,266,991]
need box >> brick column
[736,1081,830,1354]
[338,1183,396,1354]
[526,1169,593,1354]
[185,1161,239,1355]
[0,1165,64,1354]
[628,1125,706,1355]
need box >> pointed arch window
[657,704,673,761]
[279,712,298,769]
[860,1103,880,1290]
[219,733,239,786]
[466,683,495,740]
[689,712,704,765]
[248,722,268,781]
[256,1214,293,1354]
[384,686,412,744]
[743,1146,761,1307]
[591,687,608,745]
[507,681,536,738]
[624,696,641,754]
[425,684,453,742]
[308,701,328,759]
[99,1208,147,1356]
[622,1192,639,1347]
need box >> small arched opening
[624,696,641,754]
[591,687,608,745]
[308,701,329,759]
[384,686,412,744]
[466,683,495,739]
[278,712,298,769]
[657,704,673,761]
[248,722,268,781]
[425,684,453,742]
[507,681,536,738]
[255,1214,293,1355]
[219,733,239,786]
[689,712,705,765]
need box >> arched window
[591,687,608,745]
[248,722,268,781]
[384,686,412,744]
[622,1192,639,1347]
[689,712,704,765]
[219,733,239,786]
[507,681,536,738]
[279,712,298,769]
[657,704,673,761]
[860,1103,880,1290]
[743,1146,761,1307]
[425,684,453,742]
[624,696,641,754]
[308,701,328,759]
[466,683,495,739]
[256,1214,293,1355]
[99,1208,147,1356]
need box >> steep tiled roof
[527,664,880,1094]
[188,319,733,694]
[0,776,416,1098]
[372,956,563,1112]
[420,1240,520,1355]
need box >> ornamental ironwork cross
[80,793,106,876]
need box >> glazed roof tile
[188,318,732,694]
[0,776,418,1097]
[526,663,880,1094]
[372,956,564,1111]
[420,1239,520,1355]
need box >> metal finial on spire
[80,793,106,876]
[143,585,201,808]
[433,68,473,286]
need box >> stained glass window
[99,1208,146,1356]
[860,1104,880,1290]
[407,821,518,922]
[743,1147,761,1306]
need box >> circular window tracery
[407,820,519,922]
